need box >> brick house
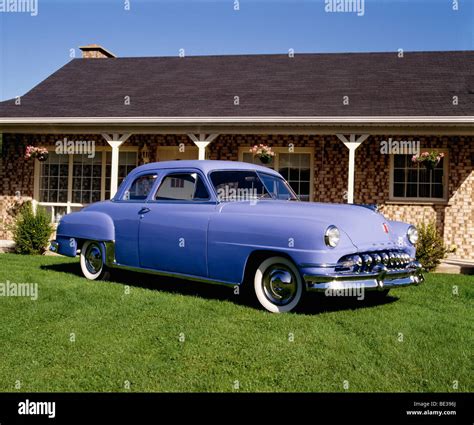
[0,45,473,259]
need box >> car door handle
[138,207,151,215]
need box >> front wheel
[254,256,304,313]
[80,240,110,280]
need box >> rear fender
[52,236,78,257]
[57,211,115,242]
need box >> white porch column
[187,134,219,160]
[102,133,131,198]
[336,134,369,204]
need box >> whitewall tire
[80,240,110,280]
[254,256,303,313]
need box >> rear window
[155,173,210,201]
[122,174,158,201]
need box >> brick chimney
[79,44,116,59]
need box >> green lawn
[0,253,472,392]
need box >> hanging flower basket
[249,144,275,165]
[25,146,49,162]
[37,152,49,162]
[411,151,444,171]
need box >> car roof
[132,160,282,177]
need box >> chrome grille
[335,250,414,273]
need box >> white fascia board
[0,116,473,124]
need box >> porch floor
[435,259,474,275]
[0,240,15,253]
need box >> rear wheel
[80,241,110,280]
[254,256,303,313]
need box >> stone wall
[1,133,472,259]
[0,134,37,240]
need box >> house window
[391,153,447,201]
[278,153,311,202]
[72,153,103,204]
[170,177,184,188]
[105,151,138,199]
[39,153,69,204]
[36,149,138,222]
[241,148,313,201]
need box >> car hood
[218,201,400,251]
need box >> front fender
[57,211,115,242]
[207,212,357,284]
[388,220,416,257]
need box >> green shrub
[416,221,448,271]
[11,202,54,255]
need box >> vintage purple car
[50,160,424,313]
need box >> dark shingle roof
[1,51,473,118]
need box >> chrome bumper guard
[304,261,424,292]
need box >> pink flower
[25,145,48,159]
[250,144,274,160]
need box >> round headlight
[324,225,340,248]
[407,226,418,245]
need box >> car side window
[155,173,210,201]
[122,174,158,201]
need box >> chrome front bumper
[304,262,424,292]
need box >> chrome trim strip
[300,263,338,268]
[110,263,238,287]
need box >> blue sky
[0,0,472,101]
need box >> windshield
[210,170,298,202]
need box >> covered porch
[0,118,473,260]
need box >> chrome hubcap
[262,265,297,306]
[85,244,103,275]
